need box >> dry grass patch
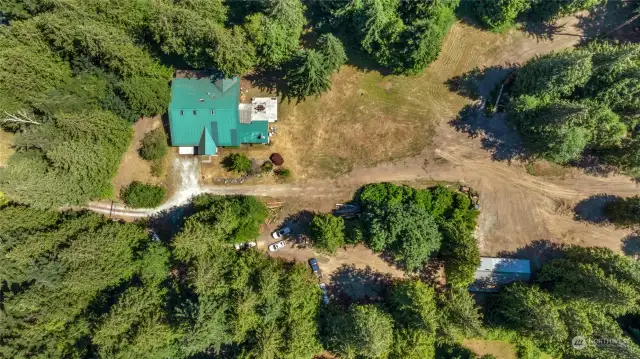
[463,339,517,359]
[238,22,541,179]
[112,116,172,199]
[525,161,576,179]
[0,131,15,167]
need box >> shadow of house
[573,193,618,224]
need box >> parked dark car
[319,283,329,304]
[308,258,322,278]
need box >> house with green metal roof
[168,76,272,156]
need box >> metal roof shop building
[469,257,531,292]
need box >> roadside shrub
[474,0,531,32]
[345,220,364,244]
[310,213,345,253]
[439,221,481,287]
[223,153,252,174]
[0,192,8,208]
[604,195,640,228]
[139,128,168,161]
[121,181,166,208]
[275,168,291,179]
[150,160,164,177]
[261,160,273,173]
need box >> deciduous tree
[310,213,346,253]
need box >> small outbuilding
[469,257,531,292]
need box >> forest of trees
[505,42,640,174]
[2,193,638,359]
[473,0,606,32]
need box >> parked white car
[268,240,287,252]
[271,227,291,239]
[234,241,257,250]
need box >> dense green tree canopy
[604,195,640,228]
[358,183,479,273]
[121,181,167,208]
[512,50,593,99]
[494,246,640,358]
[329,305,395,359]
[173,195,269,256]
[473,0,606,30]
[0,196,324,359]
[507,43,639,170]
[285,49,333,101]
[0,110,132,208]
[0,206,169,358]
[332,0,458,75]
[474,0,531,31]
[310,213,346,253]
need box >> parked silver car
[271,227,291,239]
[268,240,287,252]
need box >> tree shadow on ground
[497,239,566,273]
[147,202,196,244]
[576,0,640,44]
[573,193,618,224]
[436,343,478,359]
[520,18,581,42]
[622,233,640,259]
[446,65,515,100]
[245,67,288,100]
[416,259,444,286]
[281,210,314,247]
[450,105,526,162]
[453,0,486,31]
[447,65,527,162]
[569,153,619,178]
[329,264,393,305]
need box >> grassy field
[237,20,565,180]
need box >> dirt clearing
[111,116,174,199]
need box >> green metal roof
[198,127,217,156]
[239,121,269,144]
[168,76,269,150]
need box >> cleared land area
[242,17,587,179]
[202,16,639,257]
[111,116,174,199]
[94,15,638,265]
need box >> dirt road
[88,16,638,259]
